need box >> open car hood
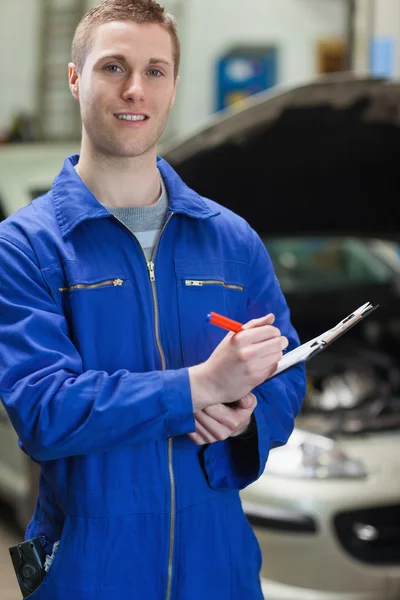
[162,74,400,240]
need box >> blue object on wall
[369,37,395,78]
[216,46,278,112]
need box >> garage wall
[371,0,400,78]
[0,0,41,132]
[177,0,347,135]
[0,0,347,137]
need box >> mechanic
[0,1,306,598]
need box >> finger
[259,335,288,355]
[189,425,211,444]
[236,393,257,410]
[230,418,252,437]
[196,411,234,439]
[232,399,257,426]
[203,403,256,438]
[238,336,288,362]
[258,341,287,361]
[196,411,234,440]
[188,431,208,445]
[251,357,281,379]
[267,362,279,377]
[229,409,254,437]
[203,404,242,429]
[242,313,275,330]
[233,325,282,346]
[194,419,221,443]
[254,352,283,371]
[236,393,255,410]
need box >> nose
[121,72,146,103]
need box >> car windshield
[263,237,393,293]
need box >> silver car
[243,236,400,600]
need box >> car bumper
[261,578,398,600]
[242,433,400,598]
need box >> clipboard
[269,302,379,379]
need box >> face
[69,21,178,159]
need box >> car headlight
[265,429,367,479]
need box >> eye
[147,68,163,77]
[105,64,123,73]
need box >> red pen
[207,312,243,333]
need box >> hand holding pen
[188,312,288,412]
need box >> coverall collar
[53,154,220,239]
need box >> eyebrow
[148,57,173,67]
[97,54,127,64]
[96,54,172,67]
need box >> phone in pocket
[9,537,47,598]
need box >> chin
[117,147,153,159]
[95,141,151,159]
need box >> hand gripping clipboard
[269,302,379,379]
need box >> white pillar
[370,0,400,78]
[352,0,374,74]
[353,0,400,78]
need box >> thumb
[236,393,257,411]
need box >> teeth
[117,114,146,121]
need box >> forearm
[2,367,195,461]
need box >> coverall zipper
[112,212,177,600]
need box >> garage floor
[0,510,23,600]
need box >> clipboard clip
[270,302,379,379]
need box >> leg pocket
[227,499,264,600]
[100,513,169,598]
[25,515,71,600]
[175,500,231,600]
[27,515,105,600]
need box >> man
[0,1,305,598]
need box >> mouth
[114,113,149,123]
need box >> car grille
[334,504,400,565]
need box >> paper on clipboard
[270,302,378,379]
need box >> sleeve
[203,228,306,490]
[0,236,195,462]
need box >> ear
[169,75,180,110]
[68,63,80,101]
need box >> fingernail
[281,337,288,349]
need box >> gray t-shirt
[104,172,168,260]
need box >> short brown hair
[72,0,180,77]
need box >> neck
[76,138,161,208]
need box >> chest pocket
[174,259,249,366]
[58,277,125,293]
[55,275,132,326]
[43,261,131,311]
[41,261,140,369]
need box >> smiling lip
[114,112,149,124]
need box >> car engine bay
[300,331,400,437]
